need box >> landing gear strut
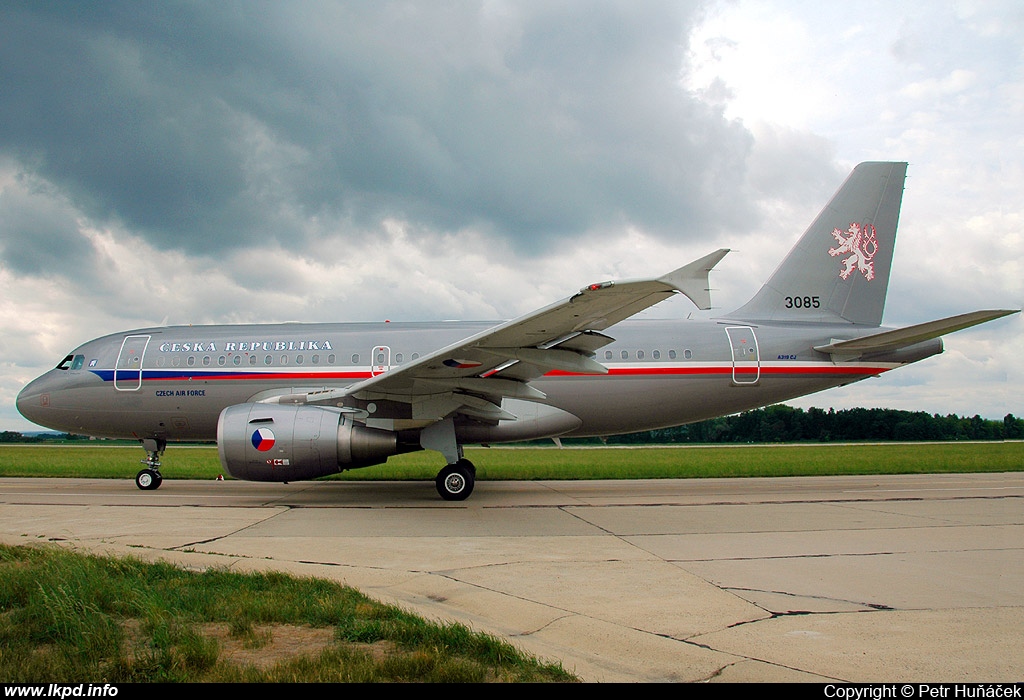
[136,438,165,491]
[422,417,477,501]
[435,459,475,501]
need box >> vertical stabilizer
[726,161,907,326]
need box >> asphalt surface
[0,473,1021,682]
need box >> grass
[0,442,1021,481]
[0,544,576,683]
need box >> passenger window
[621,350,628,360]
[264,355,272,365]
[351,354,359,364]
[187,356,196,367]
[328,354,336,364]
[249,354,257,366]
[668,350,676,360]
[605,351,613,360]
[637,350,645,360]
[311,354,320,364]
[296,355,304,365]
[684,349,693,360]
[218,356,226,366]
[233,356,241,366]
[652,350,660,360]
[395,353,403,363]
[202,356,211,366]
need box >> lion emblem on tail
[829,222,878,281]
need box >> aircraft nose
[17,374,54,427]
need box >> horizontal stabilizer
[815,309,1019,356]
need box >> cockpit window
[56,354,86,371]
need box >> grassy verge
[0,442,1021,481]
[0,544,576,683]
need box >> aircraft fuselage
[16,318,940,443]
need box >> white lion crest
[829,222,878,281]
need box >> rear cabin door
[726,326,760,385]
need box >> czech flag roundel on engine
[251,427,276,452]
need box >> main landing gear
[422,417,477,501]
[135,438,165,491]
[435,459,475,501]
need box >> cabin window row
[156,354,338,368]
[153,352,424,368]
[603,349,693,361]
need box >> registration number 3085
[785,295,821,309]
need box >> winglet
[658,249,730,310]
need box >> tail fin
[726,161,907,326]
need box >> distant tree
[1004,414,1024,440]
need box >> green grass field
[1,441,1021,481]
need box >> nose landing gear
[136,438,165,490]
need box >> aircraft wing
[814,309,1019,358]
[275,250,728,422]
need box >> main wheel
[435,462,475,501]
[135,468,162,491]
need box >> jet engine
[217,404,399,482]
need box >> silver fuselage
[16,318,941,442]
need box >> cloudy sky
[1,0,1021,432]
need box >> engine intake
[217,404,399,482]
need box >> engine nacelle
[217,404,398,482]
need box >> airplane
[16,162,1018,500]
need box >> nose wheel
[136,438,165,490]
[135,468,163,490]
[435,460,475,501]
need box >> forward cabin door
[114,335,150,391]
[726,327,760,385]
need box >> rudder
[726,161,907,326]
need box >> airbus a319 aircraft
[16,162,1018,500]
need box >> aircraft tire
[436,462,474,501]
[135,469,162,491]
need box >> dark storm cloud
[0,1,757,258]
[0,179,101,279]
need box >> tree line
[599,405,1024,444]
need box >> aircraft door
[726,327,760,385]
[114,335,150,391]
[370,346,391,377]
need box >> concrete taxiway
[0,473,1021,682]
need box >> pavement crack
[171,505,294,550]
